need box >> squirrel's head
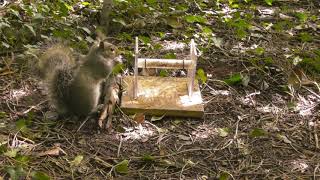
[98,40,118,58]
[86,40,121,79]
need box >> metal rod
[133,37,138,99]
[137,58,192,69]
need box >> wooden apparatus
[120,37,204,118]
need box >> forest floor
[1,1,320,180]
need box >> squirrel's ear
[96,29,107,42]
[99,41,105,49]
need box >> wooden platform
[120,76,204,118]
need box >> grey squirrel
[39,40,118,117]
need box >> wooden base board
[120,76,204,118]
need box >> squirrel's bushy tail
[38,45,76,115]
[38,45,75,79]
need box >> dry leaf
[133,113,145,124]
[38,146,66,157]
[151,114,166,122]
[177,135,191,141]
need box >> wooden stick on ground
[98,76,121,130]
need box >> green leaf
[85,36,95,44]
[15,155,30,165]
[299,32,313,42]
[70,155,83,166]
[6,166,26,180]
[0,145,7,155]
[9,9,21,20]
[81,2,91,6]
[115,160,129,174]
[255,47,265,56]
[219,171,230,180]
[112,63,124,75]
[166,17,183,29]
[202,27,212,34]
[202,26,213,37]
[295,12,308,23]
[241,74,250,87]
[217,128,229,137]
[79,27,91,34]
[16,119,29,133]
[4,148,19,158]
[112,18,127,26]
[250,128,267,137]
[31,171,50,180]
[25,24,36,36]
[236,28,247,39]
[2,42,10,48]
[58,2,72,16]
[185,15,208,24]
[0,22,11,28]
[196,68,207,84]
[163,53,176,59]
[138,36,151,45]
[159,70,169,77]
[0,111,7,118]
[224,73,242,85]
[264,0,273,6]
[142,154,155,162]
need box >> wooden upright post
[133,37,139,99]
[188,39,197,98]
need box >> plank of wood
[120,76,204,118]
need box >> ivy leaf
[299,32,313,42]
[6,166,26,180]
[15,119,29,133]
[31,171,50,180]
[217,128,229,137]
[25,24,36,36]
[236,28,247,39]
[79,27,91,35]
[2,42,10,48]
[9,9,21,20]
[166,17,183,29]
[185,15,208,24]
[70,155,83,166]
[81,2,91,6]
[255,47,265,56]
[142,154,155,163]
[264,0,273,6]
[138,36,151,45]
[0,22,11,28]
[196,68,207,84]
[15,155,30,165]
[163,53,176,59]
[295,12,308,23]
[58,2,72,16]
[159,70,169,77]
[219,171,230,180]
[112,63,124,75]
[4,149,19,158]
[241,74,250,87]
[115,160,129,174]
[224,73,242,85]
[112,18,127,26]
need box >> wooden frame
[121,38,204,118]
